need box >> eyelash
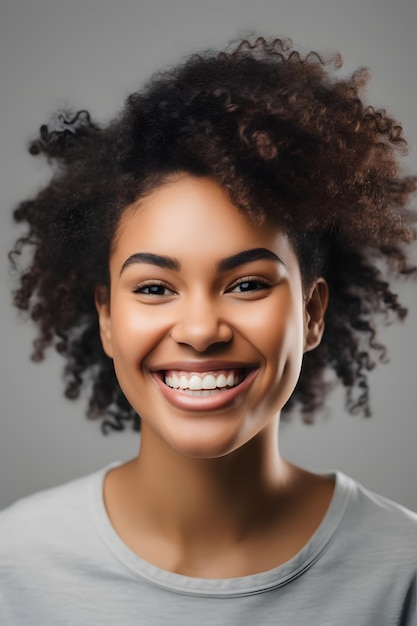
[132,280,175,296]
[226,276,274,293]
[132,276,273,297]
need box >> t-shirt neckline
[91,463,353,597]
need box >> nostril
[170,319,233,351]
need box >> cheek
[238,291,304,361]
[109,300,166,366]
[257,300,306,411]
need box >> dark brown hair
[10,37,417,432]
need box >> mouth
[163,369,246,396]
[150,365,258,411]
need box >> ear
[303,278,328,353]
[95,285,113,358]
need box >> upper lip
[149,360,258,373]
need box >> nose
[170,293,233,352]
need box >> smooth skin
[96,174,333,578]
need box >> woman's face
[96,174,327,458]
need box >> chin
[161,420,246,460]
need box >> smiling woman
[95,174,324,460]
[1,37,416,624]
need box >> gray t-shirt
[0,464,416,625]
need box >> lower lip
[151,370,259,412]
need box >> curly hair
[10,36,417,433]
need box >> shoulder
[0,469,94,524]
[334,472,417,567]
[0,466,108,565]
[341,472,417,530]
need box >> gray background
[1,0,416,512]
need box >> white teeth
[179,375,189,389]
[216,374,227,388]
[202,374,217,389]
[182,389,220,396]
[189,375,203,390]
[164,370,243,391]
[226,373,235,387]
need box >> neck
[119,418,292,539]
[103,419,334,577]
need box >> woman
[1,37,416,624]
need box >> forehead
[112,175,299,269]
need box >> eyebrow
[120,247,284,275]
[120,253,180,275]
[216,248,284,272]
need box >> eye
[132,280,176,297]
[227,276,273,294]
